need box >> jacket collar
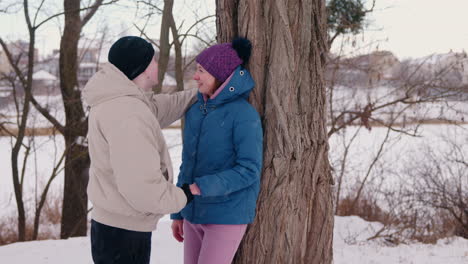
[197,66,255,107]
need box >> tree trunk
[169,14,183,93]
[1,4,38,240]
[155,0,174,93]
[8,32,36,242]
[216,1,334,263]
[59,0,90,238]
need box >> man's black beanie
[108,36,155,80]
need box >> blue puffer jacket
[170,66,263,224]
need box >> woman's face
[193,63,216,96]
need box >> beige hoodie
[82,64,197,232]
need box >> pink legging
[183,220,247,264]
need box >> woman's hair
[214,79,222,90]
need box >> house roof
[162,73,177,86]
[33,70,57,81]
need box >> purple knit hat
[196,38,252,83]
[196,43,242,83]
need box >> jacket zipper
[191,101,208,221]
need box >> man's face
[145,55,159,87]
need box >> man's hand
[171,220,184,242]
[190,183,201,195]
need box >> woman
[170,37,263,264]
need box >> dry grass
[0,215,18,246]
[42,194,62,225]
[0,126,183,137]
[0,195,62,246]
[337,195,392,225]
[336,194,465,244]
[0,127,61,137]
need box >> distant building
[7,40,39,69]
[37,50,60,78]
[77,48,102,86]
[37,47,105,89]
[0,41,40,77]
[325,50,401,88]
[32,70,59,95]
[36,44,189,94]
[348,51,400,86]
[0,49,11,76]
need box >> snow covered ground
[332,216,468,264]
[3,125,466,225]
[0,216,466,263]
[1,89,467,263]
[1,126,467,263]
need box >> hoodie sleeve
[150,88,198,128]
[107,112,187,215]
[194,115,263,197]
[170,165,185,220]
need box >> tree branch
[32,0,46,27]
[81,0,112,28]
[34,0,118,29]
[23,0,33,31]
[29,95,65,134]
[133,23,160,48]
[178,33,212,46]
[0,38,27,87]
[180,15,216,45]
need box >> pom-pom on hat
[196,37,252,83]
[108,36,155,80]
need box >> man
[82,36,196,264]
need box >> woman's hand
[190,183,201,195]
[171,220,184,242]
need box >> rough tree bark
[216,1,334,263]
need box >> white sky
[0,0,217,58]
[0,0,467,59]
[331,0,468,59]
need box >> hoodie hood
[82,63,148,107]
[198,66,255,105]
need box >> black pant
[91,220,152,264]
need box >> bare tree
[327,38,466,210]
[333,126,361,214]
[406,135,468,239]
[58,0,118,239]
[328,53,467,220]
[31,140,66,240]
[1,0,119,239]
[0,0,47,242]
[216,1,334,263]
[326,50,466,138]
[136,0,215,94]
[362,131,468,244]
[155,0,172,93]
[0,2,64,242]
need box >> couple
[82,36,263,264]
